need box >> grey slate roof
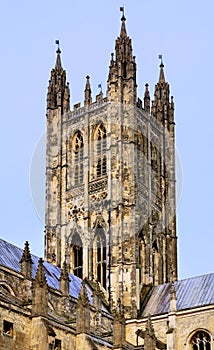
[0,238,214,316]
[0,238,83,300]
[142,273,214,317]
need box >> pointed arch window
[138,133,147,185]
[73,131,84,185]
[190,331,211,350]
[138,230,146,285]
[93,226,107,289]
[95,125,107,178]
[71,233,83,278]
[151,142,161,195]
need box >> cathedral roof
[0,238,85,300]
[142,273,214,317]
[1,238,213,316]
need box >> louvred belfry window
[73,131,84,185]
[71,233,83,278]
[93,226,106,289]
[95,125,107,178]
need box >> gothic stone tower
[45,13,177,318]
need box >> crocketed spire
[20,241,33,279]
[158,57,165,83]
[151,55,174,126]
[35,258,47,287]
[107,8,137,105]
[20,241,32,263]
[120,10,127,37]
[55,40,62,70]
[47,41,70,112]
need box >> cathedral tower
[45,11,177,318]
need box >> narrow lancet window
[73,131,84,185]
[71,233,83,279]
[95,125,107,178]
[93,226,106,289]
[151,142,161,196]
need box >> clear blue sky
[0,0,213,280]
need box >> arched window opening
[71,233,83,279]
[73,131,84,186]
[95,125,107,178]
[138,133,147,185]
[94,226,107,289]
[190,331,211,350]
[138,231,146,285]
[151,143,161,196]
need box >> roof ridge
[177,272,214,283]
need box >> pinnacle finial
[120,6,126,21]
[159,54,164,67]
[35,258,47,287]
[55,40,62,69]
[119,7,127,37]
[85,75,91,89]
[84,75,92,106]
[20,241,33,279]
[158,54,165,83]
[55,39,61,54]
[20,241,33,263]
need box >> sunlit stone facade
[0,12,213,350]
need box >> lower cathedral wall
[125,306,214,349]
[175,308,214,349]
[0,307,30,350]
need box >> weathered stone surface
[0,10,213,350]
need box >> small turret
[35,258,47,287]
[45,42,71,268]
[107,8,137,105]
[47,41,70,113]
[152,55,175,127]
[20,241,33,279]
[32,258,48,316]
